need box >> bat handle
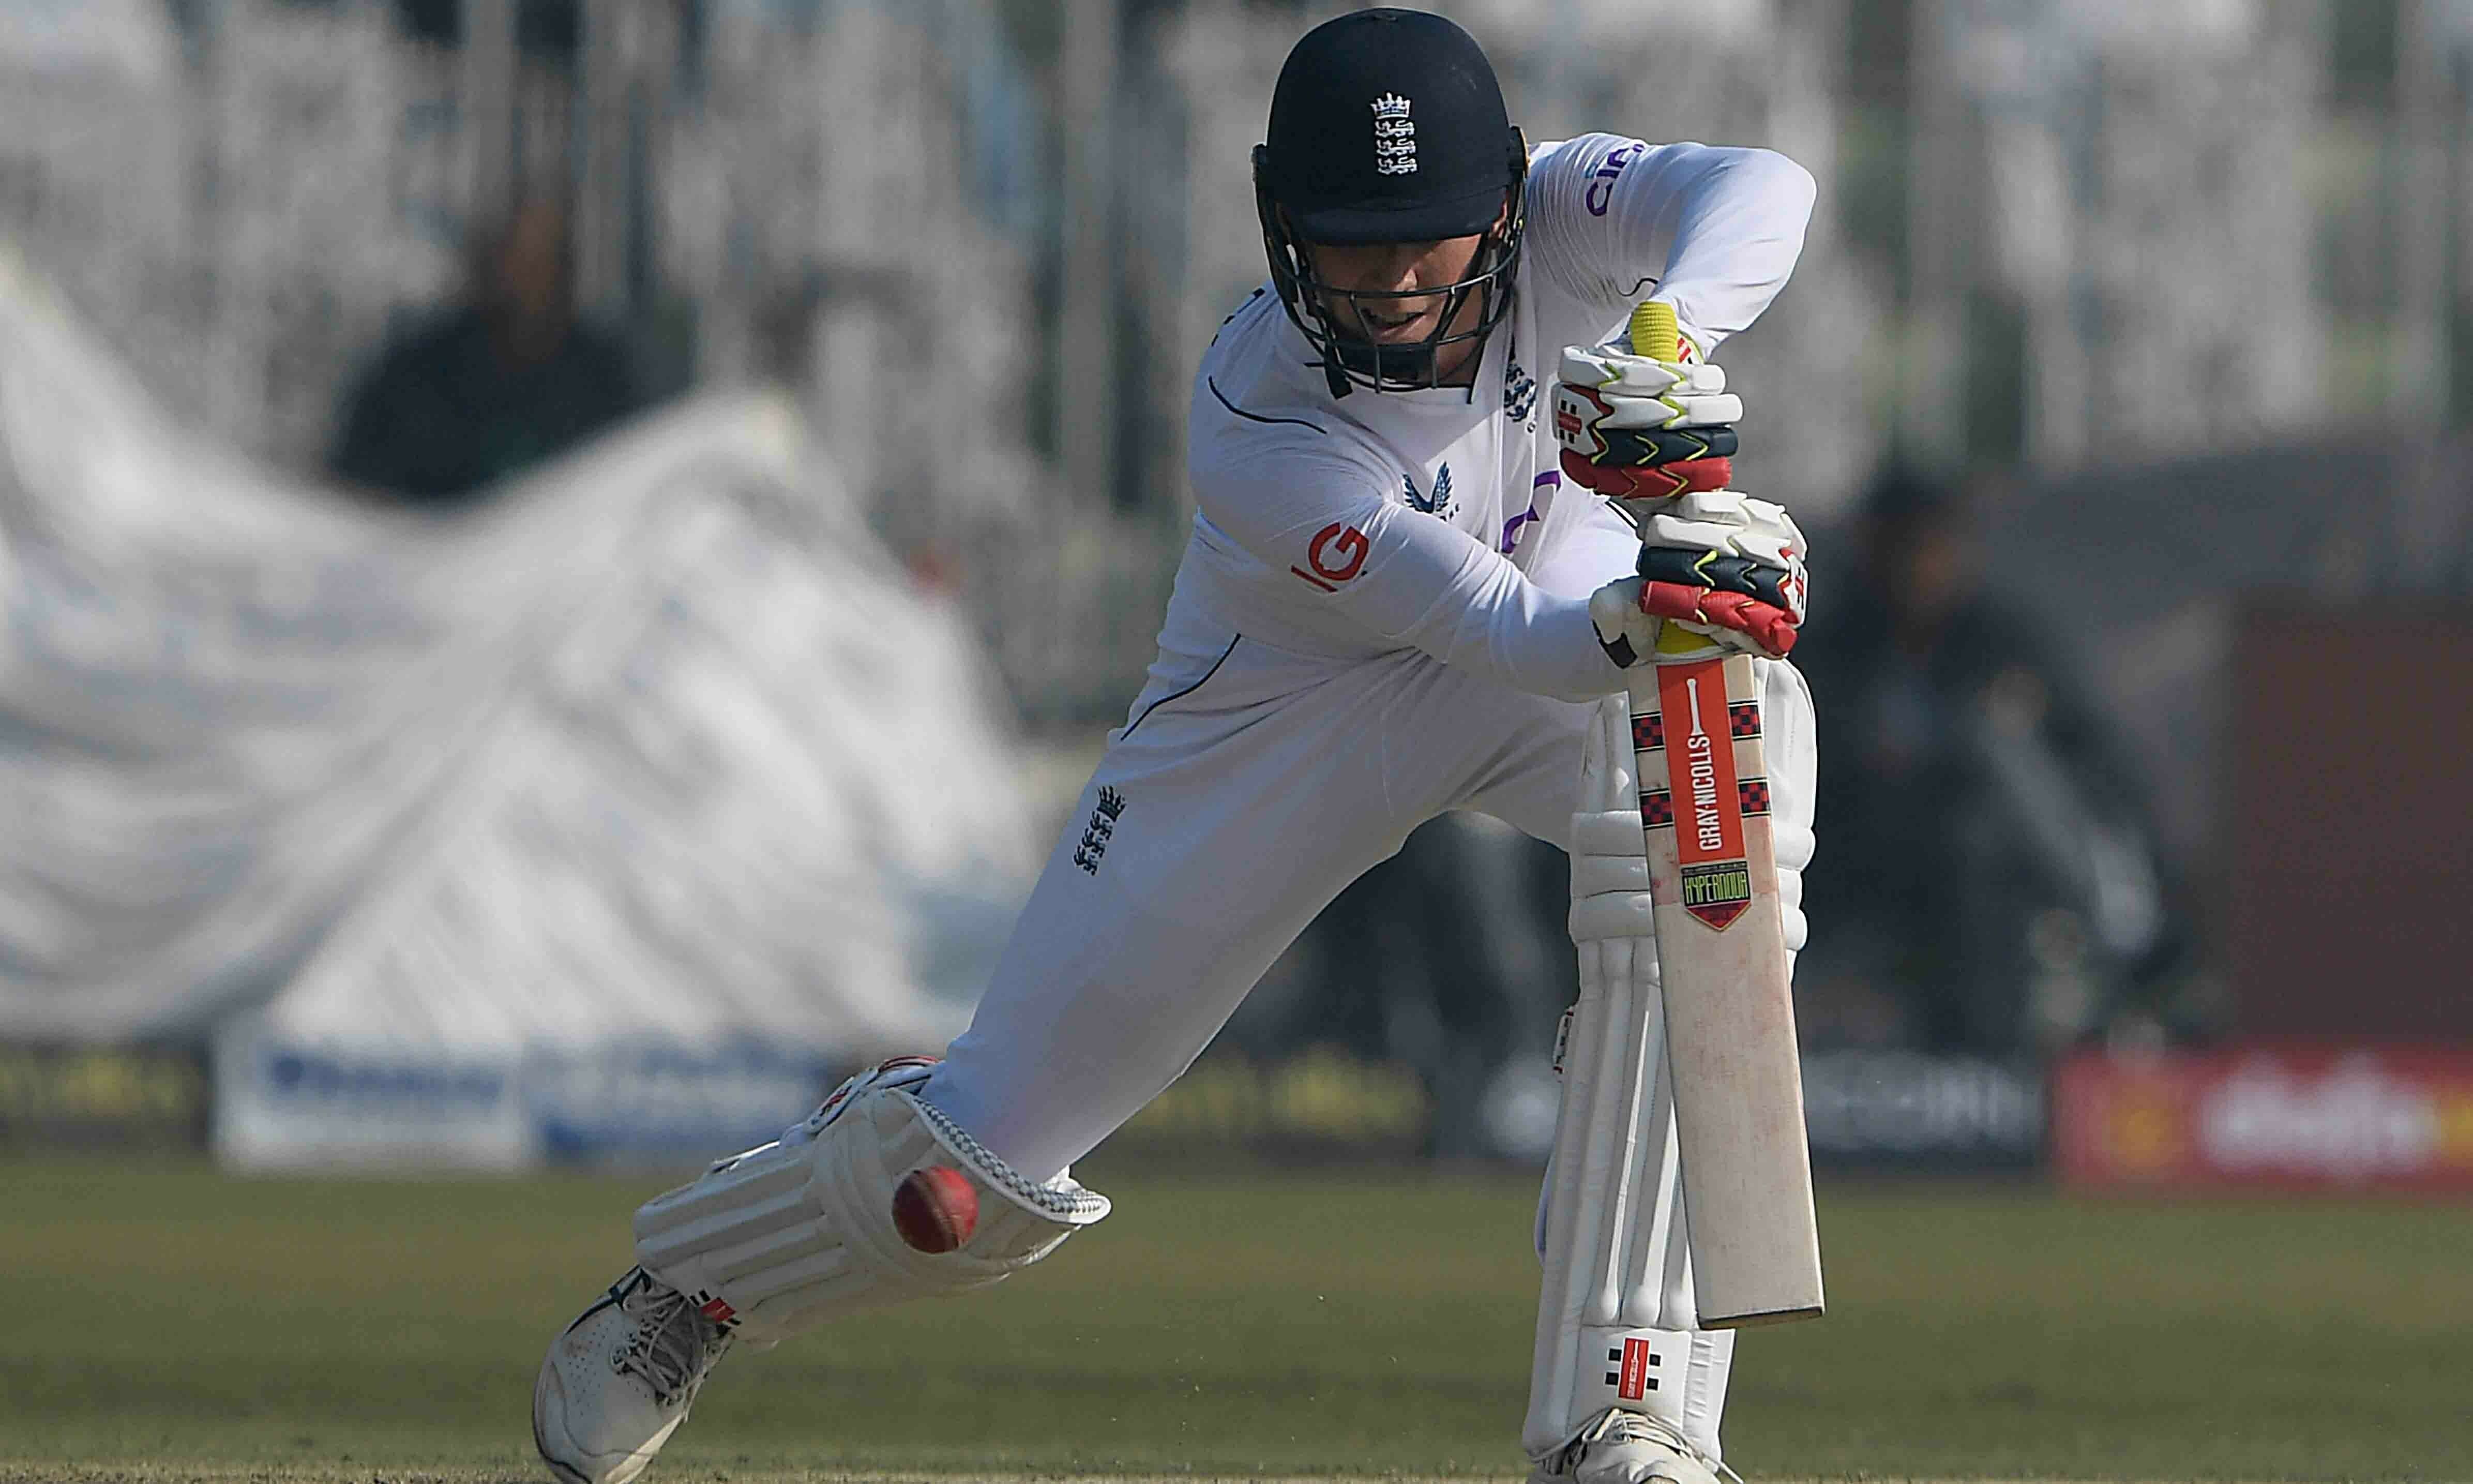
[1610,298,1685,557]
[1630,300,1680,362]
[1622,300,1737,664]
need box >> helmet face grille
[1254,138,1528,399]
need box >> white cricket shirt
[1170,133,1816,704]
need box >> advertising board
[0,1041,207,1150]
[212,1017,848,1169]
[2054,1041,2473,1193]
[1802,1049,2044,1170]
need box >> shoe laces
[608,1267,733,1406]
[1567,1407,1744,1484]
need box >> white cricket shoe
[533,1265,735,1484]
[1531,1408,1729,1484]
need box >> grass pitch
[0,1160,2465,1482]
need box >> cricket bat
[1618,301,1823,1328]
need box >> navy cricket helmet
[1253,8,1528,398]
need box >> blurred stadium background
[2,1,2470,1479]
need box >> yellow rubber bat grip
[1630,298,1698,659]
[1630,300,1680,362]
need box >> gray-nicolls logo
[1371,94,1416,175]
[1074,785,1127,875]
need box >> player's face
[1303,232,1490,377]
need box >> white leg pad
[631,1060,1109,1344]
[1526,696,1731,1466]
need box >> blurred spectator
[326,190,645,505]
[1799,467,2183,1057]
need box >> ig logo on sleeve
[1290,523,1369,591]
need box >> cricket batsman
[533,9,1817,1482]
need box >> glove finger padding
[1637,546,1796,612]
[1556,381,1742,436]
[1640,581,1799,658]
[1563,452,1732,502]
[1589,575,1798,664]
[1589,424,1738,465]
[1559,345,1728,398]
[1641,492,1808,587]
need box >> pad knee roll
[631,1059,1110,1342]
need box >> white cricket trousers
[922,620,1817,1184]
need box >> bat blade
[1629,653,1822,1327]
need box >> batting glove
[1590,491,1809,663]
[1554,331,1741,503]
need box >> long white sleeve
[1525,134,1817,354]
[1189,444,1625,704]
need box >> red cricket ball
[891,1165,978,1253]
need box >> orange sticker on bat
[1656,658,1751,930]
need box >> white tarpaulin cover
[0,249,1039,1164]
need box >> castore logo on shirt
[1403,463,1456,519]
